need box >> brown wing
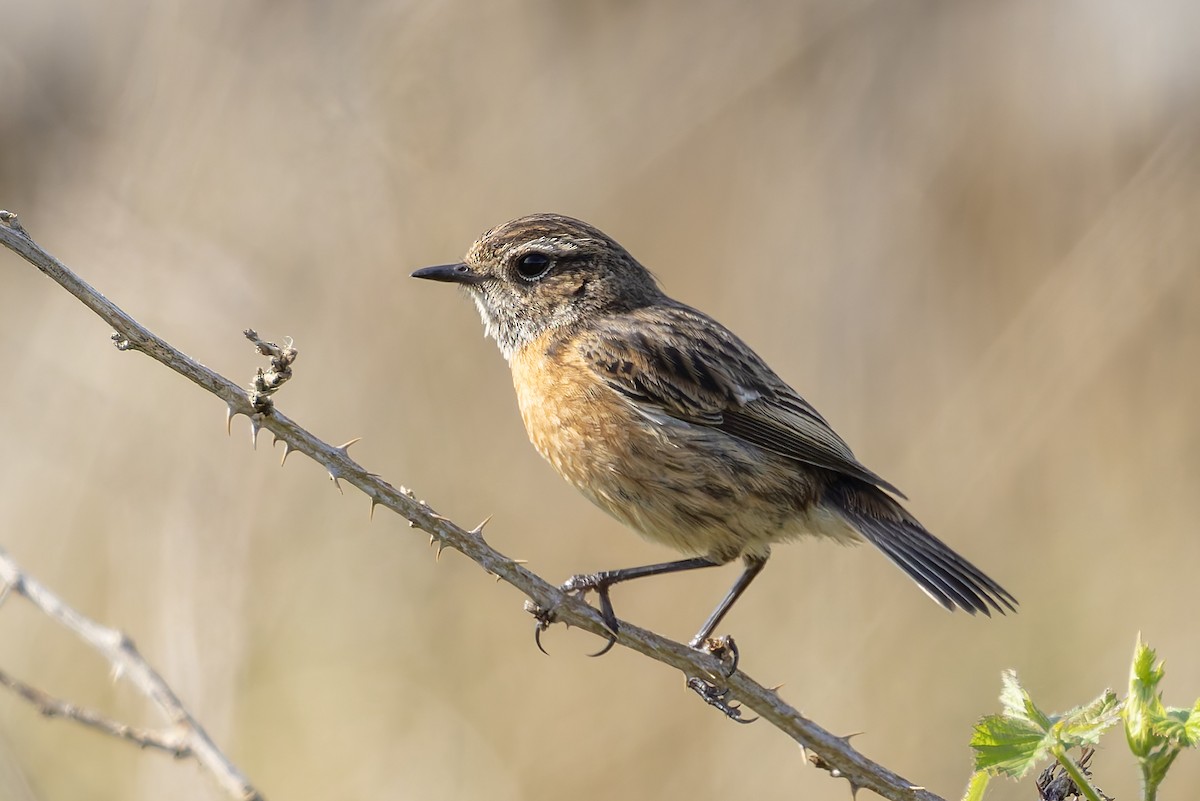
[576,303,906,498]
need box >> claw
[525,600,555,655]
[596,587,618,632]
[586,586,619,656]
[586,633,617,658]
[686,677,757,723]
[561,575,621,657]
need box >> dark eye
[515,252,552,281]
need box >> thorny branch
[0,209,944,801]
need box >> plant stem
[1050,747,1104,801]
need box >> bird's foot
[560,572,620,656]
[686,676,756,723]
[685,635,755,723]
[524,574,622,657]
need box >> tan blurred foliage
[2,2,1199,800]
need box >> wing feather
[576,303,906,497]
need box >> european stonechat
[413,214,1016,652]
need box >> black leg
[561,557,721,655]
[688,555,768,648]
[563,556,721,592]
[683,555,769,723]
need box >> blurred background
[2,1,1198,799]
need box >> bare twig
[0,546,261,801]
[0,209,943,801]
[0,665,187,755]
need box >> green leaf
[1054,689,1123,747]
[999,669,1052,729]
[973,671,1055,777]
[960,769,991,801]
[971,713,1051,777]
[1126,635,1167,757]
[1152,700,1200,747]
[1131,636,1166,689]
[972,671,1122,780]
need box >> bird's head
[412,213,662,361]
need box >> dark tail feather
[822,479,1018,615]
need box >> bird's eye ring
[515,252,552,281]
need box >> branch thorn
[336,437,362,454]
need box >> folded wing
[576,303,906,498]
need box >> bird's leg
[685,555,768,722]
[560,556,720,656]
[688,555,768,652]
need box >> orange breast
[509,330,631,496]
[507,330,748,558]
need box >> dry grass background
[2,1,1199,800]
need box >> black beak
[410,262,485,285]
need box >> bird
[412,213,1016,656]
